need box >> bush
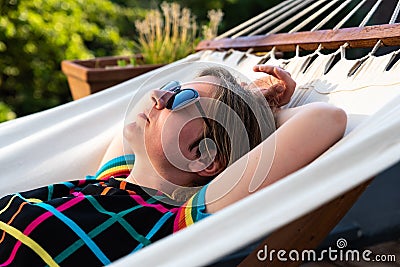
[0,101,16,123]
[0,0,145,120]
[134,2,223,64]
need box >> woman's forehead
[183,76,220,98]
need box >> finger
[253,64,290,76]
[253,65,278,76]
[273,68,296,104]
[273,67,295,89]
[253,64,292,81]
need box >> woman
[0,65,346,266]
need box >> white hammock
[0,48,399,266]
[2,0,400,264]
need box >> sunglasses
[160,81,211,128]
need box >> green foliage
[0,101,16,123]
[0,0,145,120]
[134,2,223,64]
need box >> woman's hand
[252,65,296,108]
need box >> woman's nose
[150,89,171,110]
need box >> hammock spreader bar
[196,24,400,52]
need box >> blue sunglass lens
[169,89,199,110]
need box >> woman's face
[124,76,217,185]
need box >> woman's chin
[123,122,142,143]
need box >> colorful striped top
[0,155,210,266]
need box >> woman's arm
[205,102,347,213]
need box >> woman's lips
[137,112,150,123]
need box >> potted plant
[62,2,223,100]
[61,55,163,100]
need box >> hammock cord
[334,0,367,30]
[368,0,399,56]
[264,0,329,35]
[359,0,382,27]
[311,0,353,31]
[243,0,313,37]
[217,0,398,38]
[339,0,383,59]
[216,0,294,39]
[213,0,400,66]
[389,0,400,24]
[288,0,341,33]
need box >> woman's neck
[125,157,178,195]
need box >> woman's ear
[188,138,224,176]
[188,153,223,177]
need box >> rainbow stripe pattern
[0,155,210,266]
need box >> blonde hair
[171,67,276,202]
[198,67,276,170]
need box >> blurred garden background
[0,0,281,123]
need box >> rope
[289,0,341,33]
[311,0,353,31]
[218,0,399,38]
[359,0,383,27]
[216,0,295,39]
[334,0,367,30]
[212,0,399,65]
[234,0,308,37]
[266,0,328,35]
[389,0,400,24]
[248,0,315,36]
[368,0,400,56]
[335,0,386,59]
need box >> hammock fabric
[1,0,400,265]
[0,49,399,266]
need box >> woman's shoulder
[173,184,211,232]
[91,154,135,180]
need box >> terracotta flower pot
[61,55,164,100]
